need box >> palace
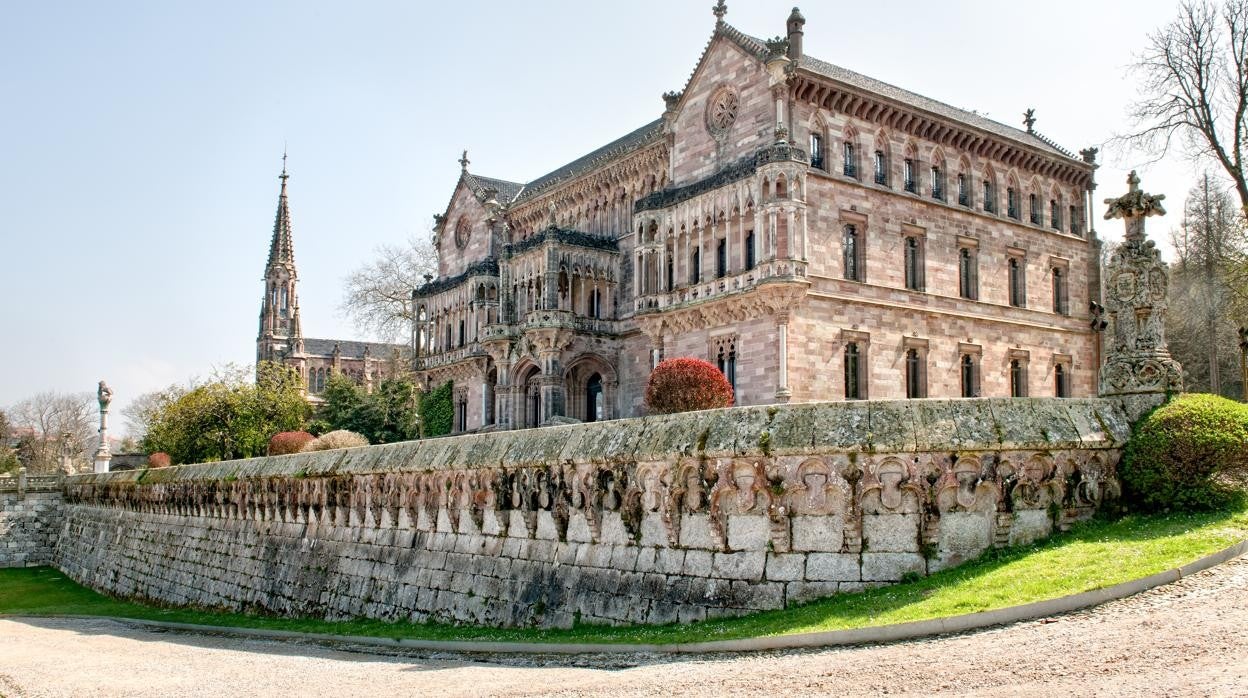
[256,160,408,399]
[427,5,1100,431]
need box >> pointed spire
[459,149,470,172]
[713,0,727,24]
[266,151,295,271]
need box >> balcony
[634,258,808,312]
[414,345,486,370]
[522,309,619,335]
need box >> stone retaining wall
[1,472,64,568]
[53,398,1129,628]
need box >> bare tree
[8,391,95,473]
[340,235,438,343]
[1123,0,1248,215]
[122,386,185,444]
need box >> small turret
[787,7,805,60]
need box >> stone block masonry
[51,398,1129,628]
[1,472,64,568]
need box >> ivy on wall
[419,380,454,438]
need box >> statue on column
[94,380,114,474]
[1098,172,1183,415]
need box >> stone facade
[0,471,63,568]
[412,6,1101,433]
[52,397,1127,628]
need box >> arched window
[458,319,466,347]
[1054,363,1070,398]
[959,246,978,300]
[1007,187,1019,219]
[1010,359,1027,397]
[874,149,888,185]
[930,164,944,201]
[1052,266,1069,315]
[690,248,701,284]
[810,132,825,170]
[1029,193,1041,225]
[843,141,858,178]
[905,348,924,399]
[960,354,977,397]
[904,236,924,291]
[982,178,996,213]
[586,373,603,422]
[744,229,756,270]
[903,157,917,193]
[1008,257,1026,307]
[844,342,864,400]
[843,224,863,282]
[1050,199,1061,230]
[958,173,970,206]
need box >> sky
[0,0,1208,433]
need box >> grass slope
[2,503,1246,646]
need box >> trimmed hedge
[419,380,454,438]
[301,430,369,452]
[644,357,734,415]
[1121,393,1248,512]
[268,431,314,456]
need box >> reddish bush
[268,430,315,456]
[644,357,734,415]
[147,452,171,468]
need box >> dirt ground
[2,556,1247,697]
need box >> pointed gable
[668,26,773,185]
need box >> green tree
[142,362,308,464]
[418,380,454,438]
[317,370,420,444]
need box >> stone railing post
[16,466,27,500]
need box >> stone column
[495,359,513,430]
[1098,172,1182,420]
[776,313,792,401]
[94,380,113,474]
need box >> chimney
[787,7,805,60]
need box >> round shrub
[147,452,171,468]
[301,429,369,452]
[644,357,734,415]
[268,430,314,456]
[1120,393,1248,512]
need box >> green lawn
[3,502,1246,646]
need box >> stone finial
[97,380,113,412]
[712,0,727,23]
[1080,147,1099,165]
[1023,108,1036,134]
[458,150,470,172]
[1103,171,1166,242]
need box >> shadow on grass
[2,503,1245,650]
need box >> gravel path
[3,556,1247,697]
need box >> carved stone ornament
[454,217,471,249]
[1099,172,1182,397]
[705,86,739,139]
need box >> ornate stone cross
[1097,173,1182,415]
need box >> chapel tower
[257,155,303,365]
